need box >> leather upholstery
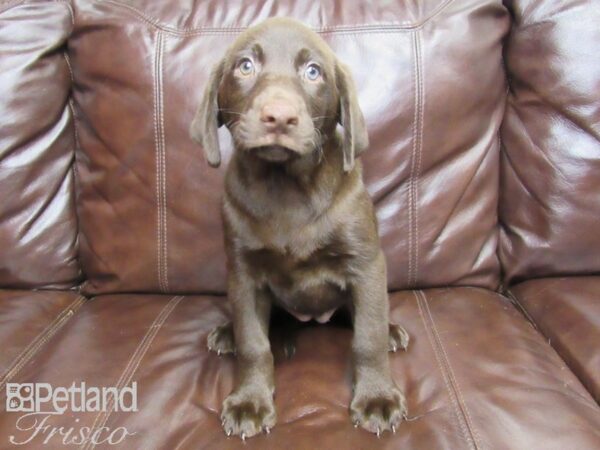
[70,0,506,295]
[500,0,600,284]
[511,277,600,403]
[0,0,599,448]
[0,290,84,388]
[1,289,598,449]
[0,0,80,289]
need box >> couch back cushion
[500,0,600,285]
[70,0,509,295]
[0,0,80,289]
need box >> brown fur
[190,17,409,439]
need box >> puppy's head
[190,17,368,171]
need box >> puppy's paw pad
[221,391,276,440]
[389,323,410,352]
[207,323,236,355]
[350,387,407,435]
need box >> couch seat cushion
[0,290,84,389]
[0,288,598,449]
[511,276,600,403]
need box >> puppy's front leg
[350,251,407,435]
[221,270,275,440]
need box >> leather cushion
[500,0,600,284]
[1,288,598,449]
[0,0,80,289]
[511,277,600,403]
[0,290,84,391]
[69,0,507,295]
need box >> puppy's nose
[260,101,299,128]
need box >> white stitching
[99,0,456,36]
[418,291,483,449]
[414,291,472,448]
[407,33,415,287]
[0,295,86,392]
[153,32,162,292]
[81,295,183,450]
[159,33,169,292]
[408,31,424,288]
[153,31,168,293]
[413,31,424,286]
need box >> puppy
[190,17,409,439]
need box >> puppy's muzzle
[252,145,299,163]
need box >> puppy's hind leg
[207,322,236,356]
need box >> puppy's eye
[238,58,255,76]
[304,63,322,82]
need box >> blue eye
[238,58,255,76]
[305,63,321,81]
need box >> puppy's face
[218,23,337,163]
[191,18,368,171]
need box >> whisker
[220,109,245,116]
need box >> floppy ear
[335,62,369,172]
[189,60,225,168]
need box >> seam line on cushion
[153,31,169,293]
[98,0,455,36]
[0,295,86,393]
[415,291,481,450]
[504,290,538,330]
[408,30,424,288]
[160,33,170,292]
[0,0,72,16]
[64,47,86,284]
[81,295,183,450]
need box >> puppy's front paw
[221,389,276,440]
[207,322,236,355]
[389,323,410,352]
[350,384,407,436]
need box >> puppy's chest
[242,241,351,297]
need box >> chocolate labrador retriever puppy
[190,17,409,439]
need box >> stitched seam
[153,31,168,293]
[0,0,69,15]
[81,295,183,450]
[418,291,482,449]
[96,0,455,36]
[152,31,162,292]
[0,295,86,392]
[407,33,416,286]
[505,290,538,330]
[415,291,476,449]
[413,31,424,286]
[160,34,169,292]
[422,292,483,449]
[408,31,424,288]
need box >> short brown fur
[190,17,409,439]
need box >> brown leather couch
[1,1,599,449]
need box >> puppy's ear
[190,60,225,168]
[335,62,369,172]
